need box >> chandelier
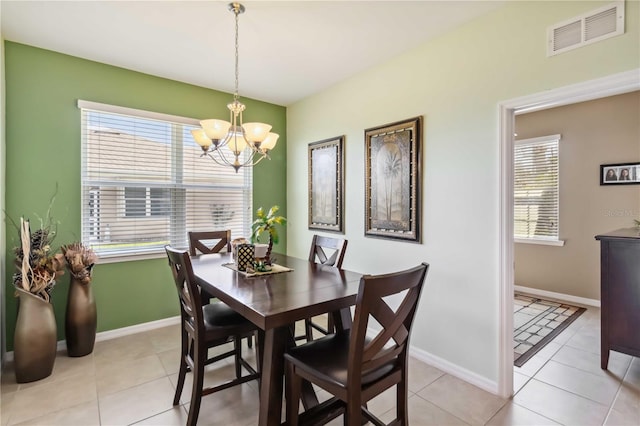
[191,2,278,172]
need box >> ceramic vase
[65,276,97,357]
[14,288,57,383]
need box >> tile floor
[1,307,639,425]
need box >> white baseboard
[514,285,600,308]
[3,316,180,363]
[409,345,499,395]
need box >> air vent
[548,1,624,56]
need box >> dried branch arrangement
[13,218,65,302]
[61,242,98,285]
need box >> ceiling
[1,1,505,106]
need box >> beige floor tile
[98,377,175,425]
[365,386,399,418]
[146,324,181,353]
[513,371,531,393]
[565,327,600,355]
[11,400,100,426]
[157,347,181,376]
[93,333,155,364]
[132,406,188,425]
[552,345,631,379]
[611,382,640,418]
[185,383,259,426]
[96,353,166,396]
[1,391,16,426]
[604,407,640,426]
[486,402,560,425]
[417,374,507,425]
[535,360,622,406]
[408,357,445,393]
[514,341,562,377]
[8,374,97,425]
[379,394,469,425]
[513,379,609,425]
[623,358,640,388]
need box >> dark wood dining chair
[188,230,231,256]
[284,262,429,425]
[188,230,231,305]
[301,235,348,341]
[165,246,259,426]
[188,229,253,348]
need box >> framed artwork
[600,162,640,185]
[308,136,344,232]
[365,116,422,242]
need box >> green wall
[3,42,286,350]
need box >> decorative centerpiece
[61,242,98,357]
[251,205,286,265]
[12,217,65,382]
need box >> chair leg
[247,335,253,348]
[173,331,189,406]
[285,361,302,426]
[234,335,242,379]
[345,393,362,426]
[187,342,205,426]
[397,372,409,425]
[327,314,335,334]
[305,318,314,341]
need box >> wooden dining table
[190,252,363,426]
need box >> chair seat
[203,302,251,327]
[286,332,395,388]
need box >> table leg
[259,327,287,426]
[331,307,352,333]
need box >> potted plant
[61,242,98,357]
[251,205,286,265]
[11,217,65,382]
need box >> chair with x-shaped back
[300,235,348,341]
[285,262,429,425]
[188,230,231,304]
[165,246,259,426]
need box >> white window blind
[79,100,252,260]
[514,135,560,241]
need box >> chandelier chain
[234,8,240,101]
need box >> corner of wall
[1,36,7,369]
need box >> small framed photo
[365,116,422,242]
[600,162,640,185]
[308,136,344,233]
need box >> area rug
[514,293,586,367]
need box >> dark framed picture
[364,116,422,242]
[600,162,640,185]
[308,136,344,233]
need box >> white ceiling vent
[548,1,624,56]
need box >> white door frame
[497,68,640,398]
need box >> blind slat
[514,135,560,240]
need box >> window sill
[515,238,565,247]
[95,251,167,264]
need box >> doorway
[496,69,640,398]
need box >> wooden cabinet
[595,228,640,369]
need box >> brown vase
[65,276,97,357]
[14,288,57,383]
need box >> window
[514,134,561,244]
[79,100,253,260]
[123,187,170,218]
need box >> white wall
[286,1,640,387]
